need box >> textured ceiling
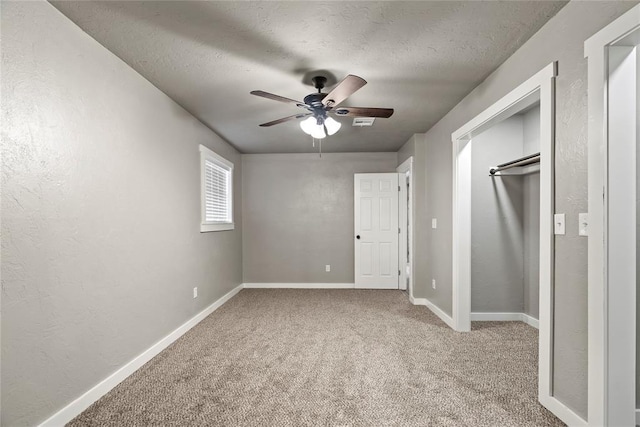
[50,1,567,154]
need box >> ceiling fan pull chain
[319,138,322,158]
[312,137,315,148]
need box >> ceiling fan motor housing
[303,92,329,123]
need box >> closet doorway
[585,5,640,425]
[467,105,541,329]
[451,63,565,422]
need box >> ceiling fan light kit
[300,116,341,139]
[250,73,394,143]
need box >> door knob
[356,235,361,239]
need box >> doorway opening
[451,63,569,423]
[585,5,640,425]
[397,157,414,299]
[467,103,541,329]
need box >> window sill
[200,223,235,232]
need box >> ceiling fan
[250,74,394,139]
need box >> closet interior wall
[470,106,541,318]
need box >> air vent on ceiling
[352,117,376,127]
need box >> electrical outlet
[193,287,198,299]
[431,218,437,229]
[432,279,436,289]
[325,264,331,272]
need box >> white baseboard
[470,312,522,322]
[636,408,640,425]
[410,295,456,330]
[521,313,539,329]
[243,283,355,289]
[539,394,587,426]
[470,312,539,329]
[39,283,244,427]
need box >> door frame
[450,63,572,423]
[585,5,640,426]
[397,157,414,298]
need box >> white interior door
[354,173,399,289]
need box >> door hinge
[398,270,401,276]
[398,227,401,234]
[398,185,401,192]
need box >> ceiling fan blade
[331,107,394,118]
[250,90,305,106]
[259,113,312,127]
[322,75,367,108]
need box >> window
[200,145,234,232]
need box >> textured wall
[1,2,243,425]
[470,117,525,313]
[396,135,430,299]
[242,153,397,284]
[411,1,638,418]
[523,107,541,319]
[397,135,416,166]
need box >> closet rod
[489,152,540,175]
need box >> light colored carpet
[68,289,564,426]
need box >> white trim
[636,409,640,426]
[199,144,234,233]
[470,312,539,329]
[584,5,640,57]
[539,395,588,426]
[585,6,640,426]
[470,312,522,321]
[521,313,540,329]
[409,295,456,330]
[199,144,233,168]
[451,63,555,141]
[451,63,558,421]
[201,222,235,232]
[242,283,355,289]
[397,156,414,300]
[38,284,244,427]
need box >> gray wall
[411,1,638,418]
[1,2,243,425]
[471,117,525,313]
[242,153,397,284]
[397,135,416,166]
[523,107,541,319]
[397,135,430,300]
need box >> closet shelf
[489,152,540,176]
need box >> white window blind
[199,145,234,232]
[204,158,231,223]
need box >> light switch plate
[554,214,565,235]
[325,264,331,272]
[431,218,437,229]
[579,213,588,236]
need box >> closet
[470,105,541,322]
